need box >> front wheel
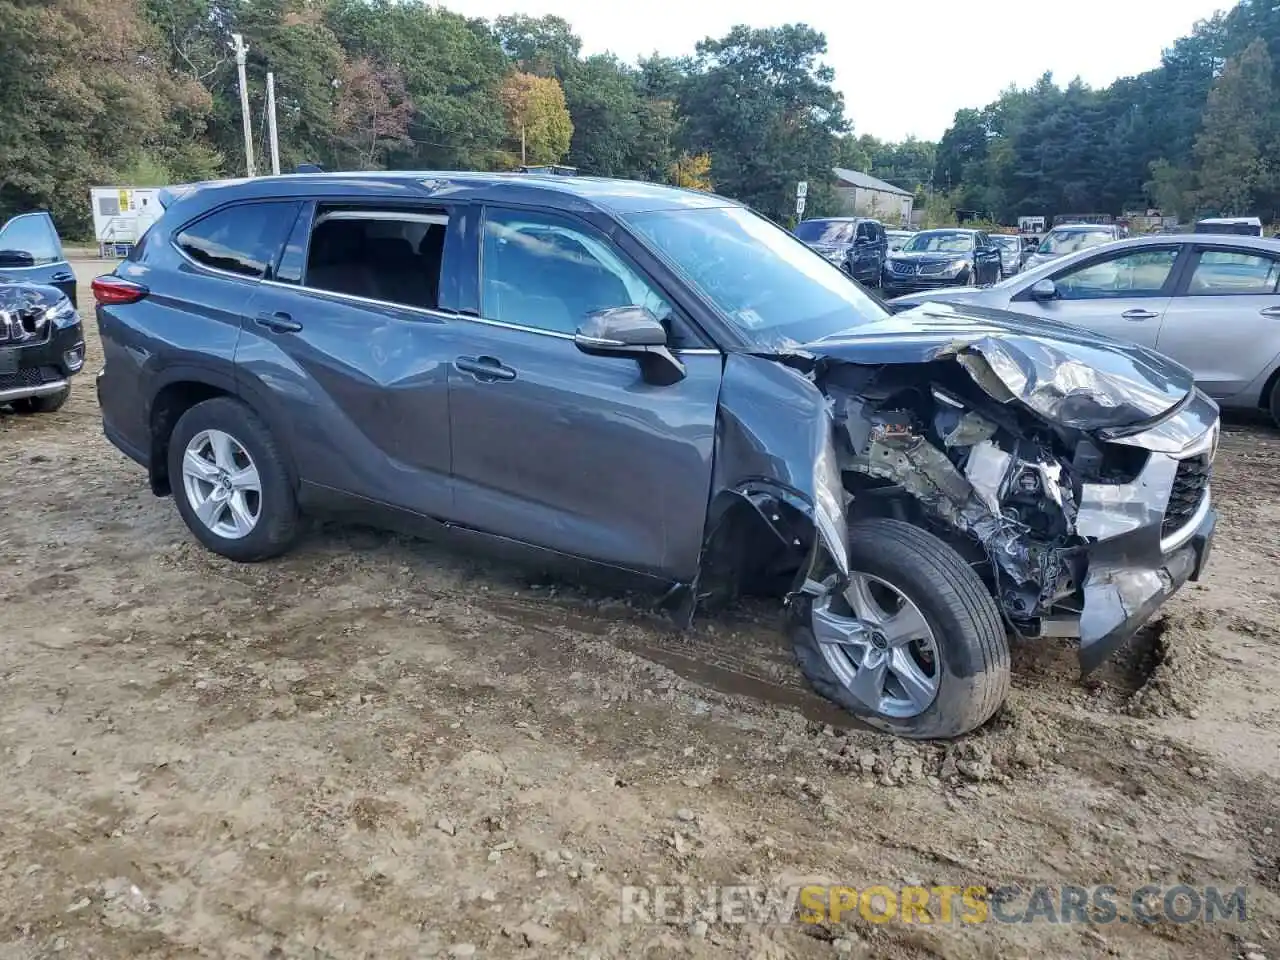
[790,518,1010,739]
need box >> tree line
[1,0,1275,240]
[932,0,1280,226]
[0,0,851,237]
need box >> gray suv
[94,171,1217,739]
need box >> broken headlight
[43,299,78,329]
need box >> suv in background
[1022,223,1122,270]
[0,212,78,306]
[93,172,1217,740]
[793,217,887,287]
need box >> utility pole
[231,33,256,178]
[266,71,281,176]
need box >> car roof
[917,227,977,234]
[161,170,740,218]
[1049,223,1117,231]
[1198,216,1262,227]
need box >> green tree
[1193,38,1276,216]
[677,23,847,221]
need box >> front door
[1015,245,1184,348]
[237,201,463,519]
[1156,244,1280,400]
[0,213,77,305]
[448,205,722,581]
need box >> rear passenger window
[176,201,299,278]
[304,208,449,311]
[1186,250,1280,295]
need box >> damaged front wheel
[790,519,1010,739]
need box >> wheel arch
[147,366,295,497]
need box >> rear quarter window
[175,201,301,279]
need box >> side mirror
[1029,278,1058,301]
[575,305,686,385]
[0,249,35,269]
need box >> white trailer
[89,186,163,258]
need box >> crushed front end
[804,326,1218,673]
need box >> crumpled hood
[801,300,1195,430]
[0,278,66,308]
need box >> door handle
[49,271,75,283]
[1261,306,1280,318]
[454,355,516,382]
[1121,309,1158,321]
[255,311,302,333]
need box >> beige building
[832,167,914,226]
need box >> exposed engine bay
[775,330,1218,671]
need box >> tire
[167,396,299,562]
[10,386,70,413]
[790,518,1010,739]
[1269,381,1280,429]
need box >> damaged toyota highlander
[94,172,1217,739]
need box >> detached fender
[683,355,849,623]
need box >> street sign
[796,196,806,216]
[796,181,808,199]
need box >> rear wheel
[790,518,1010,739]
[10,386,70,413]
[167,397,299,562]
[1269,380,1280,428]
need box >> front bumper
[882,272,970,296]
[0,320,83,403]
[1072,391,1220,672]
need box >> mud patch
[1124,612,1210,718]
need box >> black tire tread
[793,517,1009,739]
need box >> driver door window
[481,207,674,338]
[1054,248,1179,300]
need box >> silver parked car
[888,234,1280,424]
[989,234,1023,276]
[1022,223,1123,271]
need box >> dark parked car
[0,277,85,413]
[881,228,1002,296]
[794,217,887,287]
[0,211,78,307]
[95,172,1217,739]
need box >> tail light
[91,275,149,306]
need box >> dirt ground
[0,264,1278,959]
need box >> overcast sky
[445,0,1229,141]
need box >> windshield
[626,206,889,350]
[991,236,1018,250]
[794,219,854,244]
[1038,228,1114,254]
[902,231,974,253]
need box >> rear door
[1155,245,1280,400]
[1012,244,1183,348]
[238,201,464,520]
[0,213,77,305]
[446,204,722,581]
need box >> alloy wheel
[181,429,262,540]
[811,572,940,718]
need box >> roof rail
[519,164,577,176]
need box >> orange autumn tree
[498,71,573,167]
[671,152,713,190]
